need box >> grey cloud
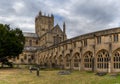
[0,0,38,32]
[61,0,120,38]
[72,0,119,24]
[0,0,120,38]
[0,1,15,16]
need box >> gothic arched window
[84,51,93,68]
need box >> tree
[0,24,25,67]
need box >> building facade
[15,11,120,73]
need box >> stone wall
[37,27,120,73]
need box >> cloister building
[14,11,120,73]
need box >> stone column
[92,45,95,72]
[108,35,112,73]
[69,49,73,70]
[80,46,84,71]
[62,50,65,69]
[93,34,97,72]
[108,43,112,73]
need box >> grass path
[0,69,120,84]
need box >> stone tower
[35,11,54,37]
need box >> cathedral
[14,11,120,73]
[14,11,67,66]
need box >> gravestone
[110,73,118,77]
[58,70,71,75]
[95,72,107,76]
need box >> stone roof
[24,46,42,51]
[23,32,38,38]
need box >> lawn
[0,68,120,84]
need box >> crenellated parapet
[35,11,54,37]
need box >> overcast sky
[0,0,120,38]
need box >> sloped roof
[39,24,64,39]
[23,32,38,38]
[53,24,63,33]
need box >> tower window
[53,35,61,44]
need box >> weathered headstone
[95,72,107,76]
[58,70,71,75]
[110,73,118,77]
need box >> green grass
[0,68,120,84]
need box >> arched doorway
[96,49,109,72]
